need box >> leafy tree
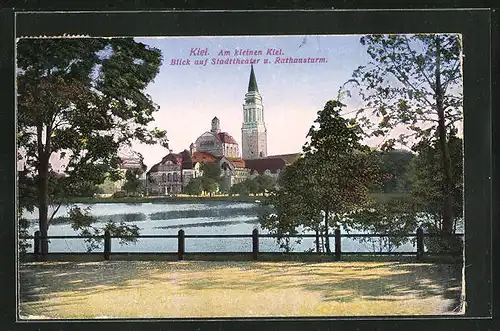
[345,133,463,253]
[260,159,324,252]
[199,162,221,180]
[198,162,222,195]
[17,38,167,253]
[301,100,381,253]
[409,132,463,251]
[122,169,143,196]
[230,181,249,196]
[18,166,37,254]
[201,176,218,195]
[346,34,462,235]
[344,197,418,253]
[69,206,140,252]
[184,177,203,196]
[376,149,414,193]
[244,178,259,195]
[254,174,276,195]
[260,101,381,253]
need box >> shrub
[112,190,127,199]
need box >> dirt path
[19,260,462,319]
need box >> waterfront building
[193,116,240,158]
[147,66,300,195]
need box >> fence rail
[24,228,464,262]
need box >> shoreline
[63,192,408,205]
[65,194,267,204]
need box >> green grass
[19,260,463,319]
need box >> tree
[122,169,143,196]
[254,174,276,195]
[302,100,381,253]
[230,181,249,196]
[199,162,221,180]
[17,38,167,254]
[201,176,218,195]
[244,178,259,196]
[345,132,463,253]
[260,158,324,252]
[260,100,381,253]
[346,34,462,236]
[376,149,414,193]
[344,196,419,253]
[69,206,140,252]
[198,162,221,195]
[185,177,203,196]
[409,132,463,251]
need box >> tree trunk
[324,207,331,253]
[320,231,324,252]
[37,153,50,254]
[435,36,454,235]
[315,229,320,253]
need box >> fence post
[34,231,41,261]
[416,227,424,261]
[252,228,259,260]
[334,228,341,261]
[104,230,111,260]
[178,229,185,260]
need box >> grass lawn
[19,260,463,319]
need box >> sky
[128,35,372,169]
[39,34,462,171]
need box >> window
[167,173,172,182]
[162,173,166,182]
[173,173,178,182]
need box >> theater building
[146,66,300,195]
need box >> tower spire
[247,64,259,93]
[242,65,267,159]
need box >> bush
[112,191,127,199]
[424,234,463,254]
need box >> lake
[22,200,424,253]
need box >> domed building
[192,116,240,158]
[146,66,301,195]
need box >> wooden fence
[27,227,464,262]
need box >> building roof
[148,150,299,175]
[248,64,259,92]
[227,157,246,168]
[148,152,182,173]
[191,151,218,163]
[244,157,286,175]
[266,153,301,165]
[148,150,220,174]
[217,132,238,144]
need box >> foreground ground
[19,260,462,319]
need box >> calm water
[23,201,423,253]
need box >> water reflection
[23,201,455,254]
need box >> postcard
[15,32,469,319]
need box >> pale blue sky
[131,35,371,168]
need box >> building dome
[194,118,240,158]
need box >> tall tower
[211,116,221,134]
[241,65,267,159]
